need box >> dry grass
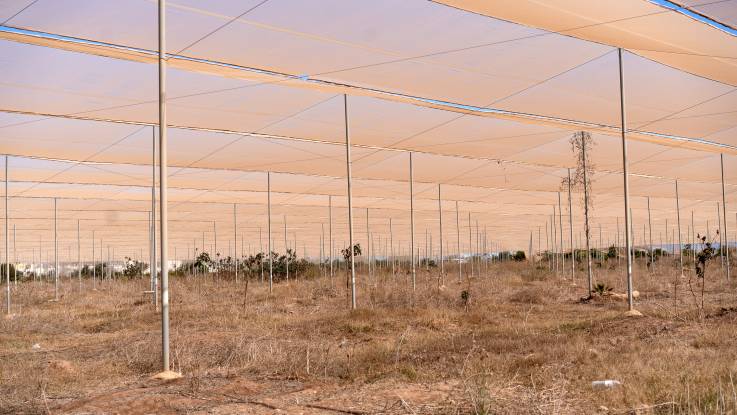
[2,259,737,414]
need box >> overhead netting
[0,0,735,266]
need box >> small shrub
[592,282,613,296]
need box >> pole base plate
[623,309,643,317]
[152,370,182,380]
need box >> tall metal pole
[284,215,288,281]
[151,127,157,305]
[721,154,730,280]
[484,227,488,273]
[4,155,8,313]
[157,0,172,374]
[438,184,444,286]
[321,223,325,276]
[546,219,550,270]
[430,229,433,272]
[425,228,428,271]
[390,218,395,277]
[468,212,473,278]
[409,152,416,292]
[676,181,683,276]
[630,208,635,273]
[366,208,370,277]
[618,48,636,313]
[343,94,357,309]
[329,195,333,279]
[475,220,479,275]
[567,169,574,280]
[12,224,15,287]
[558,192,564,274]
[267,172,273,293]
[456,201,461,282]
[552,205,558,274]
[647,197,654,272]
[92,230,96,289]
[693,211,697,264]
[599,224,603,262]
[233,203,238,283]
[54,198,58,301]
[328,195,335,280]
[674,180,683,315]
[718,202,724,270]
[77,219,81,292]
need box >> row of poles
[1,3,726,372]
[7,183,731,302]
[538,159,732,287]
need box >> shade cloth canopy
[0,0,735,262]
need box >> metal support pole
[12,224,15,287]
[721,154,730,280]
[558,192,564,273]
[329,195,333,279]
[268,172,273,292]
[157,0,172,373]
[456,201,461,282]
[369,233,374,275]
[599,224,603,262]
[718,202,724,270]
[343,94,357,309]
[233,203,238,283]
[630,208,635,270]
[484,227,488,273]
[284,216,288,281]
[54,198,58,301]
[618,48,635,313]
[567,168,574,280]
[425,228,428,271]
[546,219,550,269]
[321,223,325,276]
[366,208,370,277]
[151,127,157,305]
[693,211,697,264]
[438,184,444,286]
[77,219,81,292]
[390,218,395,277]
[4,155,8,313]
[430,229,433,272]
[676,181,683,276]
[468,212,473,278]
[92,230,96,289]
[409,152,415,292]
[475,220,479,274]
[647,197,654,272]
[553,204,558,274]
[538,226,541,263]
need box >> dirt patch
[48,360,75,374]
